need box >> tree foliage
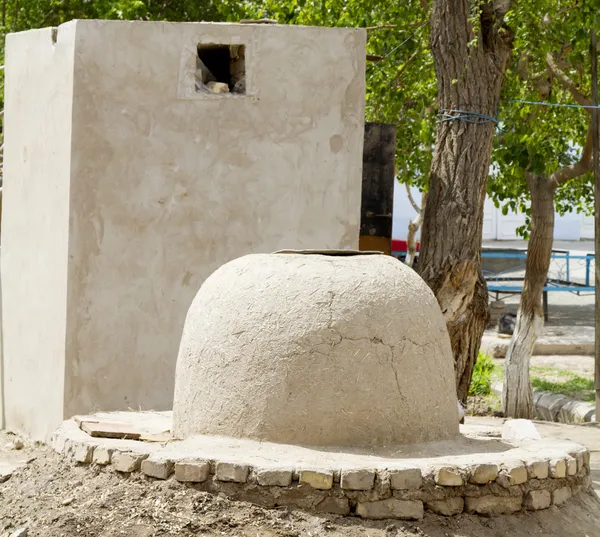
[0,0,224,109]
[495,1,600,418]
[2,0,599,225]
[490,1,600,237]
[219,0,600,228]
[217,0,437,191]
[0,0,222,32]
[0,0,440,193]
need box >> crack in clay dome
[172,251,460,447]
[51,252,595,521]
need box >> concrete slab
[482,326,595,358]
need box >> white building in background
[392,181,594,243]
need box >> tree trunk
[405,192,427,268]
[418,0,513,396]
[503,175,555,418]
[448,271,490,403]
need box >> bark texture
[503,175,554,418]
[405,188,427,269]
[419,0,513,397]
[502,56,596,418]
[449,271,490,403]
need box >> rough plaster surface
[51,412,593,519]
[1,25,75,439]
[1,20,366,440]
[172,252,459,446]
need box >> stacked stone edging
[51,419,593,520]
[492,382,597,424]
[533,391,596,423]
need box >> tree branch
[365,24,396,31]
[405,191,427,268]
[395,49,419,86]
[405,182,422,214]
[546,51,592,108]
[549,122,594,187]
[39,1,63,27]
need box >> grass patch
[467,352,502,416]
[530,373,595,402]
[469,351,495,396]
[483,362,593,402]
[467,353,594,416]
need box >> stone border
[50,417,593,520]
[492,382,597,424]
[533,391,596,423]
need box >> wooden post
[359,123,396,254]
[591,27,600,420]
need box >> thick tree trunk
[448,271,490,403]
[405,192,427,268]
[503,175,555,418]
[418,0,513,396]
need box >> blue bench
[392,248,594,321]
[483,251,593,321]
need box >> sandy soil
[2,431,600,537]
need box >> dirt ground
[465,395,502,417]
[2,431,600,537]
[529,355,595,375]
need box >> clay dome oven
[172,250,459,446]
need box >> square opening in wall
[196,44,246,95]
